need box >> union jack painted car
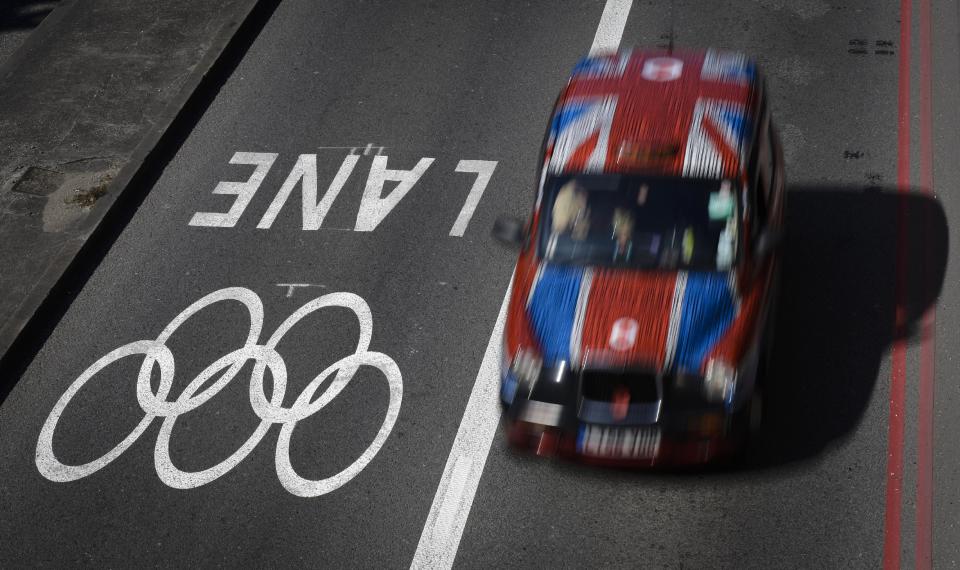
[492,48,785,466]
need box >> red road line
[916,0,935,566]
[883,0,911,568]
[917,305,935,570]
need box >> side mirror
[754,227,784,261]
[492,216,526,248]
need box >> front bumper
[501,369,748,467]
[505,417,742,467]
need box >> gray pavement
[0,0,263,364]
[0,1,60,69]
[0,0,957,568]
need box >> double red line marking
[884,0,935,568]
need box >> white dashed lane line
[409,1,634,568]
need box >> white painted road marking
[36,287,402,497]
[276,283,326,297]
[411,1,632,567]
[257,154,360,230]
[189,152,277,228]
[355,155,435,231]
[589,0,633,56]
[449,160,497,237]
[192,154,497,235]
[316,144,387,155]
[353,143,386,156]
[410,284,510,569]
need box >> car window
[539,174,740,271]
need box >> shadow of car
[743,184,947,468]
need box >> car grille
[577,424,662,458]
[580,368,659,402]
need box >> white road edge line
[410,2,632,568]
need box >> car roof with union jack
[544,48,762,180]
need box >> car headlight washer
[511,348,542,396]
[703,358,736,404]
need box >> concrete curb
[0,0,280,383]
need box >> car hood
[524,264,740,372]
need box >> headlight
[703,358,736,404]
[510,348,542,395]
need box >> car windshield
[538,174,741,270]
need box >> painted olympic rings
[35,287,402,497]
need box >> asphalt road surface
[2,0,959,568]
